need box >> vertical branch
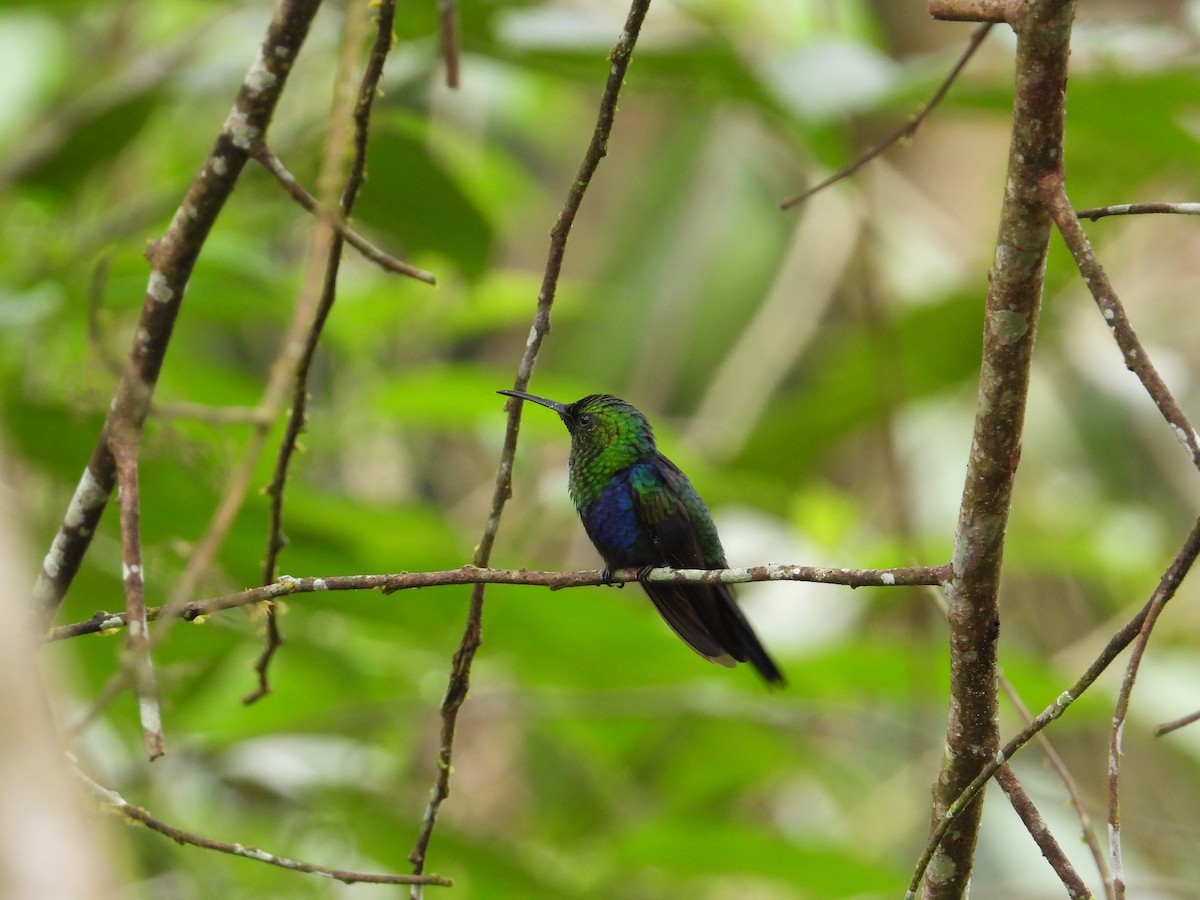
[924,1,1076,897]
[405,0,654,890]
[436,0,460,89]
[112,439,163,759]
[31,0,324,622]
[1106,568,1177,897]
[247,0,394,704]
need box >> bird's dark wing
[629,457,785,685]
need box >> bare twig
[1041,177,1200,471]
[999,672,1112,897]
[922,4,1076,896]
[112,440,164,760]
[47,562,950,641]
[779,24,992,210]
[1076,202,1200,221]
[909,513,1200,897]
[929,0,1026,24]
[992,766,1094,899]
[249,0,392,705]
[406,1,655,891]
[32,0,324,621]
[251,142,436,283]
[87,251,123,377]
[1107,549,1181,897]
[436,0,461,89]
[72,765,452,887]
[1155,708,1200,737]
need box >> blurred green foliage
[6,1,1200,897]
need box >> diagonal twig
[251,141,436,283]
[1041,176,1200,471]
[779,23,992,210]
[405,1,656,891]
[72,764,452,887]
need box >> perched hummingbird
[499,390,785,685]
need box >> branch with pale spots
[908,513,1200,897]
[1076,201,1200,220]
[32,0,325,622]
[72,764,452,888]
[47,562,950,642]
[1041,176,1200,472]
[112,440,163,759]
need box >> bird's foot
[600,567,624,589]
[635,564,656,582]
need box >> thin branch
[436,0,460,89]
[406,0,655,891]
[999,670,1112,898]
[992,766,1094,900]
[47,562,950,641]
[928,0,1026,24]
[1076,202,1200,221]
[112,440,164,760]
[779,24,992,210]
[922,4,1076,896]
[1155,708,1200,737]
[32,0,325,622]
[1107,552,1178,898]
[252,141,436,283]
[72,765,452,887]
[87,250,123,377]
[1041,177,1200,471]
[908,513,1200,897]
[249,0,391,705]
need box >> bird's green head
[498,390,656,505]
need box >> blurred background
[4,0,1200,896]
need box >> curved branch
[73,765,452,887]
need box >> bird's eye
[578,413,592,427]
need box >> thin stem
[406,1,655,891]
[779,24,992,210]
[73,764,452,887]
[1041,177,1200,471]
[252,141,435,283]
[1076,202,1200,220]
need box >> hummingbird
[498,390,785,686]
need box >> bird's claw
[600,567,624,589]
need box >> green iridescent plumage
[499,389,785,685]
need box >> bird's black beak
[497,390,569,416]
